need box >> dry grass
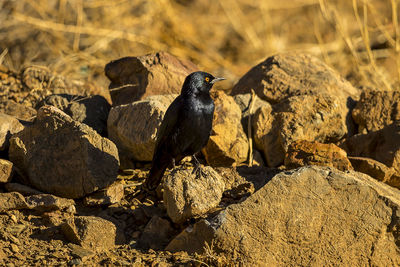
[0,0,399,90]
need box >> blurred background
[0,0,398,90]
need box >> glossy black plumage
[144,71,225,191]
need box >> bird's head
[181,71,225,97]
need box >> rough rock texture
[349,156,400,188]
[231,53,359,104]
[163,167,225,223]
[138,215,175,250]
[284,140,352,171]
[105,51,198,106]
[0,159,13,183]
[25,194,75,212]
[352,90,400,133]
[340,121,400,173]
[203,91,249,166]
[253,94,346,167]
[0,113,24,151]
[4,183,43,196]
[0,192,28,212]
[107,94,176,162]
[167,166,400,266]
[9,106,119,198]
[61,216,118,252]
[83,183,124,206]
[36,94,110,136]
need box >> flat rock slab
[167,166,400,266]
[9,105,119,198]
[0,192,28,212]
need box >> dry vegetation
[0,0,399,91]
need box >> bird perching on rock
[144,71,225,191]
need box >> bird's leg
[172,158,176,169]
[191,155,205,178]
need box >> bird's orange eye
[205,77,210,82]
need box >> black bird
[144,71,225,191]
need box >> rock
[61,216,118,252]
[349,156,400,188]
[0,159,13,183]
[253,94,346,167]
[36,94,110,136]
[231,53,359,104]
[163,167,225,223]
[0,192,28,212]
[352,90,400,133]
[68,244,95,261]
[0,113,24,151]
[203,91,249,166]
[138,215,175,250]
[167,166,400,266]
[340,121,400,173]
[4,183,43,196]
[83,183,124,206]
[25,194,75,212]
[9,105,119,198]
[284,140,352,171]
[105,51,198,106]
[0,100,37,121]
[107,94,176,162]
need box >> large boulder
[9,106,119,198]
[107,95,176,162]
[163,167,225,224]
[167,166,400,266]
[203,91,249,166]
[36,94,110,136]
[105,51,198,106]
[352,90,400,133]
[0,113,24,151]
[253,94,346,167]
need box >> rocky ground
[1,51,400,266]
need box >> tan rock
[61,216,118,252]
[83,182,124,206]
[0,113,24,151]
[9,105,119,198]
[105,51,199,106]
[163,166,225,224]
[0,192,28,212]
[254,94,346,167]
[0,159,13,183]
[108,94,175,163]
[352,90,400,133]
[285,140,352,171]
[203,91,249,166]
[167,166,400,266]
[25,194,75,212]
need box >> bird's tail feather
[144,159,169,191]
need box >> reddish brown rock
[105,51,198,106]
[284,140,352,171]
[352,90,400,133]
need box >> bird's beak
[210,77,226,84]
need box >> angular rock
[167,166,400,266]
[203,91,249,166]
[254,94,346,167]
[0,192,28,212]
[107,94,176,162]
[36,94,110,136]
[0,159,13,183]
[138,215,175,250]
[0,113,24,151]
[61,216,118,252]
[0,100,37,121]
[352,90,400,133]
[9,105,119,198]
[25,194,75,212]
[349,156,400,188]
[340,121,400,173]
[231,53,359,104]
[163,167,225,223]
[83,183,124,206]
[284,140,352,171]
[105,51,198,105]
[4,183,43,196]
